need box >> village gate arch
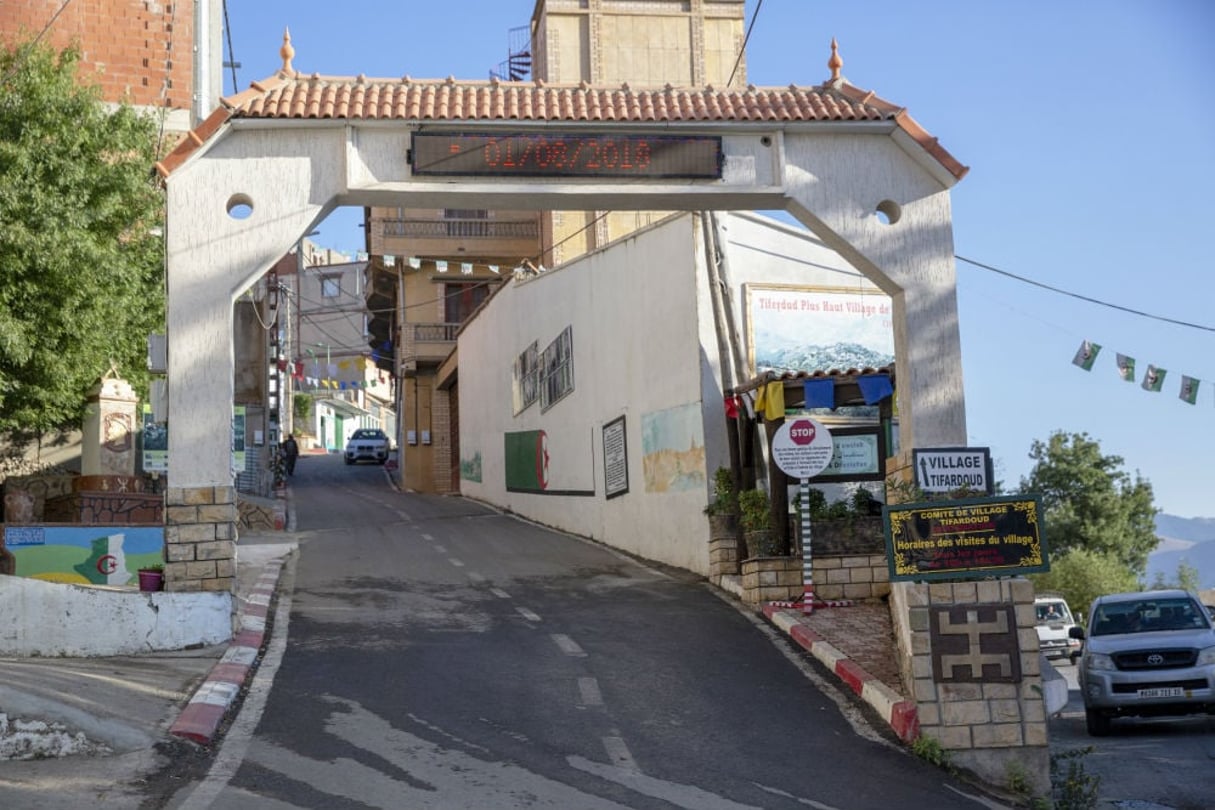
[156,66,968,592]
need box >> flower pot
[138,569,164,592]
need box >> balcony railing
[382,219,539,239]
[411,323,461,342]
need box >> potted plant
[739,488,779,558]
[137,563,164,592]
[704,467,738,524]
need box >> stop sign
[788,419,816,446]
[771,418,833,479]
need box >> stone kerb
[889,577,1049,797]
[165,485,237,592]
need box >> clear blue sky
[224,1,1215,519]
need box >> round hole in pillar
[226,193,254,220]
[875,199,902,225]
[760,135,772,147]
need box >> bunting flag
[408,256,421,269]
[1142,365,1166,392]
[1072,340,1101,371]
[724,394,740,418]
[856,374,894,405]
[754,383,767,416]
[384,255,396,267]
[461,262,474,275]
[1179,375,1199,405]
[762,381,785,421]
[436,260,448,273]
[804,378,835,409]
[488,264,500,275]
[1116,354,1135,382]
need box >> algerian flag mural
[3,526,164,585]
[503,429,595,495]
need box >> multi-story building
[0,0,222,141]
[288,242,394,452]
[366,0,747,493]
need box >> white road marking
[754,783,842,809]
[602,735,639,772]
[421,533,434,541]
[467,572,486,583]
[448,558,465,567]
[568,755,762,810]
[490,588,512,599]
[551,634,586,657]
[433,544,447,553]
[515,607,542,622]
[578,677,603,707]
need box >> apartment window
[512,341,539,415]
[539,326,574,412]
[443,209,488,220]
[321,274,340,298]
[443,282,491,324]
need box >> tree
[1149,560,1202,593]
[1020,431,1158,578]
[1029,548,1139,621]
[0,40,164,442]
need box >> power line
[727,0,763,88]
[0,0,77,87]
[955,254,1215,334]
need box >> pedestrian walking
[281,433,300,476]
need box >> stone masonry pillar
[164,485,236,592]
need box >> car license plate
[1137,687,1186,699]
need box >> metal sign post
[771,418,834,614]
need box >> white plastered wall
[459,211,890,574]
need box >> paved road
[165,454,1002,809]
[1047,659,1215,809]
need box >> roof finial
[827,38,843,82]
[280,27,295,75]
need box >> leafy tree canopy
[0,40,164,441]
[1028,548,1140,622]
[1020,431,1158,577]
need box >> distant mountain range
[754,340,893,374]
[1148,514,1215,591]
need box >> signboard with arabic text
[884,495,1047,582]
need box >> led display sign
[411,132,723,179]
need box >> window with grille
[540,326,574,412]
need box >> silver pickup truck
[1070,589,1215,736]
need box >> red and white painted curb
[169,559,285,744]
[762,604,920,743]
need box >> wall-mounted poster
[746,285,894,375]
[602,416,629,499]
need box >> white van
[1034,594,1081,663]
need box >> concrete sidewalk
[0,537,294,808]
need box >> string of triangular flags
[280,358,390,392]
[1071,339,1203,405]
[365,254,547,277]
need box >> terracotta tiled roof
[156,72,966,181]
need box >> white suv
[344,428,390,465]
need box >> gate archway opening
[157,56,968,592]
